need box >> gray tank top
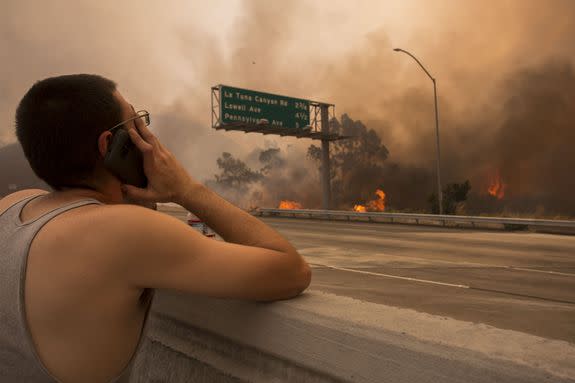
[0,193,153,382]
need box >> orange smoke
[487,171,506,199]
[354,189,386,212]
[279,200,302,209]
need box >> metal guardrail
[254,208,575,229]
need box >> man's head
[15,74,134,191]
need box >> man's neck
[48,187,113,204]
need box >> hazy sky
[2,0,574,184]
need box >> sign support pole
[320,104,331,210]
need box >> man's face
[113,90,138,129]
[109,90,156,209]
[100,90,140,155]
[96,90,133,162]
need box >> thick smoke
[476,61,575,215]
[1,0,575,215]
[207,0,575,215]
[206,145,322,210]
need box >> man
[0,74,311,382]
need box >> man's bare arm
[107,205,310,301]
[176,182,298,255]
[114,112,311,301]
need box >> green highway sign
[219,85,310,129]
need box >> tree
[259,148,285,174]
[306,145,321,163]
[428,180,471,214]
[308,114,390,208]
[213,152,263,191]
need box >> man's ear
[98,131,113,157]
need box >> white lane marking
[300,247,575,279]
[507,267,575,277]
[310,263,470,289]
[344,264,575,278]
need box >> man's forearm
[177,183,298,254]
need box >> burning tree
[208,148,315,209]
[487,170,506,200]
[308,114,389,209]
[354,189,386,212]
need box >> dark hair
[15,74,122,190]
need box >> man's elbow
[262,261,312,302]
[285,261,312,299]
[297,261,312,294]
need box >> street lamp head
[393,48,401,52]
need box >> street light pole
[393,48,443,215]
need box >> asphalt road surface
[264,216,575,343]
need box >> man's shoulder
[84,203,198,277]
[88,203,185,243]
[89,202,162,226]
[0,188,49,213]
[0,188,49,203]
[63,203,177,266]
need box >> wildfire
[279,200,302,210]
[354,189,386,212]
[487,171,506,200]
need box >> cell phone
[103,128,148,188]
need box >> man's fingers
[122,183,152,201]
[134,112,157,143]
[127,127,153,153]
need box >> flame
[367,189,386,211]
[353,189,386,212]
[279,200,302,210]
[487,171,506,199]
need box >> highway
[262,217,575,343]
[163,204,575,342]
[151,205,575,382]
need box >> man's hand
[120,113,199,205]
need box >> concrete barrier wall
[253,209,575,235]
[129,290,575,383]
[131,314,344,383]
